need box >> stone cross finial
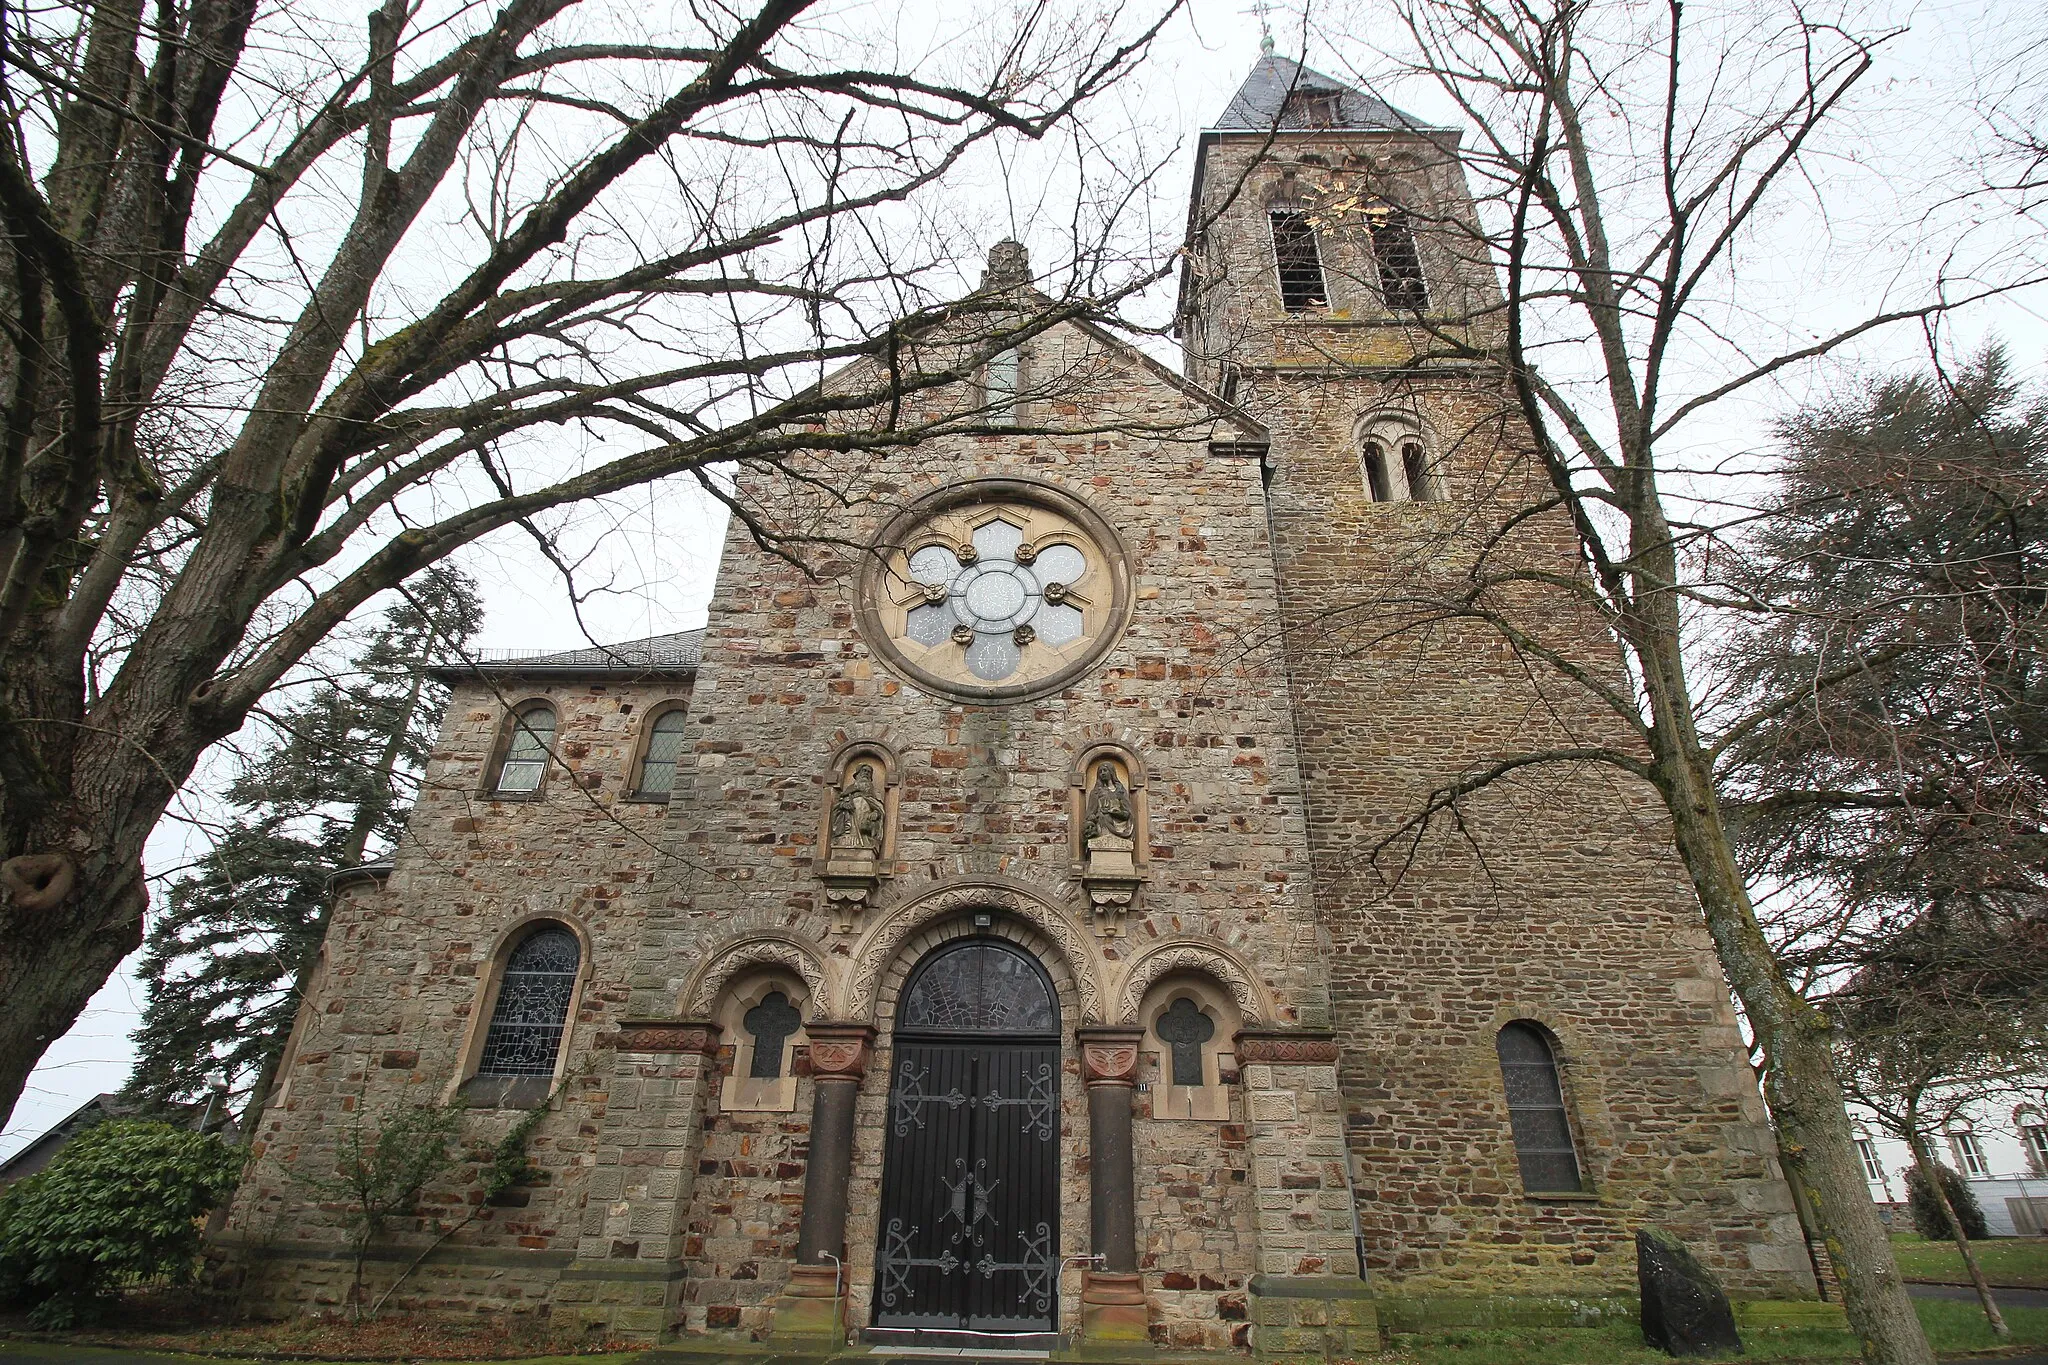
[982,239,1031,290]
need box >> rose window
[861,483,1126,701]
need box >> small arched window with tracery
[635,707,688,797]
[494,704,554,794]
[1495,1022,1584,1193]
[477,924,581,1077]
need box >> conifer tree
[125,568,484,1113]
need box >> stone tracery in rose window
[875,499,1112,691]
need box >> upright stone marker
[1638,1227,1742,1357]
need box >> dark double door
[873,1037,1060,1332]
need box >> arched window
[494,705,555,794]
[477,925,581,1077]
[898,939,1057,1035]
[635,707,688,797]
[1495,1022,1583,1193]
[1402,440,1439,501]
[1270,211,1328,312]
[1363,441,1394,502]
[1369,207,1429,311]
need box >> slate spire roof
[1211,52,1425,133]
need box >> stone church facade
[220,54,1816,1352]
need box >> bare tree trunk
[1904,1126,2010,1339]
[1630,526,1936,1365]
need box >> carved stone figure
[830,764,885,853]
[1083,761,1136,847]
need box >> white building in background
[1854,1098,2048,1238]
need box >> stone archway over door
[873,938,1061,1338]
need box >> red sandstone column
[776,1022,874,1340]
[1077,1024,1149,1341]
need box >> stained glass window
[495,706,554,793]
[1156,997,1215,1087]
[636,708,688,796]
[899,939,1056,1035]
[901,520,1089,683]
[744,990,802,1079]
[477,925,581,1077]
[1495,1023,1583,1193]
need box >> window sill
[459,1074,552,1110]
[486,790,546,803]
[621,792,673,804]
[1524,1190,1600,1203]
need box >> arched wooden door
[873,938,1060,1336]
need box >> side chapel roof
[430,628,706,680]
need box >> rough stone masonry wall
[1134,1049,1256,1350]
[223,675,690,1320]
[1192,132,1815,1301]
[598,315,1337,1340]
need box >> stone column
[1234,1028,1377,1364]
[561,1019,721,1341]
[773,1022,874,1342]
[1077,1024,1149,1341]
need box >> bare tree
[1832,910,2048,1340]
[0,0,1188,1126]
[1279,0,2046,1360]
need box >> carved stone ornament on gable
[1079,759,1143,930]
[821,760,888,929]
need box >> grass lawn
[1888,1231,2048,1287]
[1372,1297,2048,1363]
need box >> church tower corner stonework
[219,50,1818,1354]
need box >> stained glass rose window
[859,480,1127,701]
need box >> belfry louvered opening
[1270,211,1328,311]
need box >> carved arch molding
[844,878,1104,1024]
[686,934,833,1017]
[1113,940,1270,1026]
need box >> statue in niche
[822,759,887,927]
[1082,761,1137,874]
[830,764,885,854]
[1079,760,1140,935]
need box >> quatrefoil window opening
[898,515,1091,683]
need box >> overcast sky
[6,0,2043,1160]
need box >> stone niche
[1071,744,1147,931]
[815,742,898,930]
[1139,976,1241,1122]
[713,970,811,1113]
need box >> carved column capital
[802,1022,876,1080]
[610,1018,721,1056]
[1077,1024,1146,1087]
[1232,1028,1339,1065]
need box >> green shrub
[1905,1162,1990,1241]
[0,1118,244,1326]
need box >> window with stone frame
[743,990,802,1079]
[1949,1129,1989,1179]
[984,347,1020,425]
[1368,206,1429,311]
[1270,211,1328,311]
[1401,439,1440,501]
[494,704,554,794]
[1156,996,1216,1087]
[1495,1022,1584,1193]
[635,706,688,796]
[2025,1121,2048,1175]
[1362,441,1393,502]
[476,924,581,1077]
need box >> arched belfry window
[1362,423,1440,504]
[635,707,688,797]
[897,938,1056,1035]
[1269,210,1328,312]
[477,924,581,1077]
[1495,1022,1584,1193]
[494,704,554,794]
[1368,206,1429,311]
